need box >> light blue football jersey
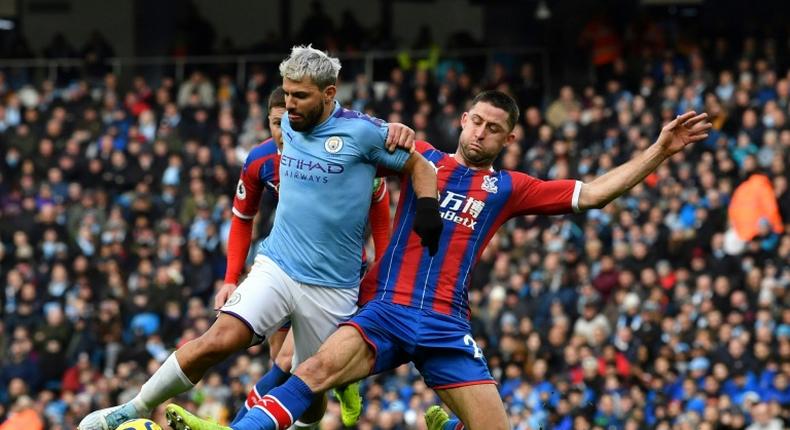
[259,101,411,288]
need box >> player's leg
[80,256,293,430]
[176,314,255,380]
[296,325,374,388]
[167,325,373,430]
[171,301,412,430]
[269,326,292,369]
[183,256,299,380]
[232,328,294,424]
[80,313,254,430]
[434,384,509,430]
[414,313,509,430]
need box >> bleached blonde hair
[279,45,341,89]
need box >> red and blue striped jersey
[359,141,582,320]
[232,138,280,220]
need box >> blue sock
[232,407,275,430]
[233,375,316,430]
[232,364,290,425]
[443,419,464,430]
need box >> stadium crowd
[0,34,789,430]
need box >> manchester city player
[221,87,395,428]
[78,46,443,430]
[164,91,710,430]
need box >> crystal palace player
[166,92,710,430]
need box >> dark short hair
[268,86,285,110]
[471,90,519,131]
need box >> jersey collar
[450,152,496,173]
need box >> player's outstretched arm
[577,111,711,211]
[401,152,443,255]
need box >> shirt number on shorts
[463,334,483,359]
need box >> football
[117,419,163,430]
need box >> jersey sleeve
[224,215,254,285]
[368,178,391,262]
[232,154,275,220]
[413,140,438,156]
[506,172,583,216]
[386,140,439,180]
[361,121,412,172]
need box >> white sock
[131,352,195,412]
[293,420,321,429]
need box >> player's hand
[386,123,416,153]
[656,111,711,156]
[214,282,238,311]
[413,197,443,256]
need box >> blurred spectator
[177,71,215,108]
[747,402,784,430]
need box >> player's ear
[323,85,337,103]
[504,130,516,147]
[460,111,468,128]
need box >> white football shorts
[220,255,358,366]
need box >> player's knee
[192,333,228,361]
[195,323,249,360]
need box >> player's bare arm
[577,111,711,210]
[401,151,438,199]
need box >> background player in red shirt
[166,91,710,430]
[219,87,408,427]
